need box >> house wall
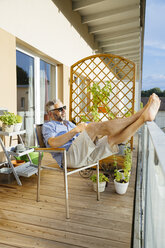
[0,28,16,113]
[0,0,93,111]
[0,0,93,67]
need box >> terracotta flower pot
[98,106,107,113]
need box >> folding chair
[34,124,100,219]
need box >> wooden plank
[0,139,138,248]
[0,210,131,243]
[0,219,130,248]
[0,230,77,248]
[0,244,20,248]
[0,195,133,223]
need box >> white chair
[34,124,100,219]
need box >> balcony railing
[133,121,165,247]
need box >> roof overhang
[51,0,146,76]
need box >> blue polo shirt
[42,120,79,167]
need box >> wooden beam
[95,27,140,40]
[103,44,140,53]
[82,4,139,24]
[89,16,140,34]
[113,50,140,57]
[99,34,140,48]
[102,41,140,51]
[72,0,105,11]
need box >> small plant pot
[114,179,129,195]
[13,123,22,132]
[98,106,107,113]
[2,124,14,132]
[93,181,106,192]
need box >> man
[42,94,161,168]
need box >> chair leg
[37,152,42,202]
[97,161,100,201]
[64,151,69,219]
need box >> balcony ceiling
[71,0,146,65]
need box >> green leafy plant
[15,115,23,123]
[81,80,115,122]
[88,80,112,121]
[90,173,109,183]
[123,146,132,172]
[0,112,16,125]
[113,144,132,183]
[114,169,129,183]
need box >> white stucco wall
[0,0,93,66]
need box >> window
[16,48,56,146]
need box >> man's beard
[52,113,65,122]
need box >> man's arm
[48,123,87,148]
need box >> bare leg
[108,94,161,148]
[85,94,154,141]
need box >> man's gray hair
[45,99,62,113]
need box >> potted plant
[13,115,23,132]
[0,112,16,132]
[81,80,114,122]
[90,173,109,192]
[113,144,132,179]
[114,169,129,194]
[88,80,112,121]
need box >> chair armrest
[34,147,66,152]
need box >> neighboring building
[141,97,165,129]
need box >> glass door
[16,48,57,146]
[40,60,56,123]
[16,50,35,146]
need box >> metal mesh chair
[34,124,100,219]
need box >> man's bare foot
[142,94,161,122]
[140,93,155,116]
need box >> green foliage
[141,87,165,97]
[114,169,129,183]
[0,112,16,125]
[15,115,23,123]
[80,115,90,123]
[88,80,112,106]
[123,146,132,172]
[113,144,132,183]
[86,80,113,122]
[90,173,109,183]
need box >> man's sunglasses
[50,106,66,112]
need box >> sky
[142,0,165,90]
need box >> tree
[17,66,29,85]
[141,87,165,97]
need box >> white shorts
[66,130,119,168]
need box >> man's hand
[48,122,88,148]
[75,122,88,133]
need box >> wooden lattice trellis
[70,54,135,149]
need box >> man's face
[50,102,66,122]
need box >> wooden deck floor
[0,142,138,248]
